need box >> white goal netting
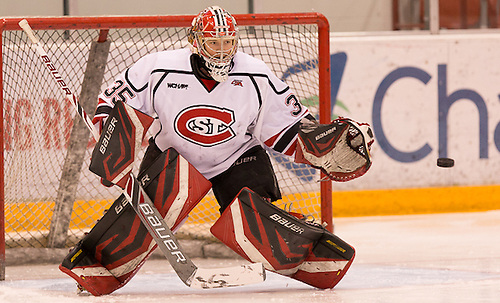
[1,15,329,248]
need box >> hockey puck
[437,158,454,168]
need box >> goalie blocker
[211,188,355,289]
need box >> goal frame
[0,13,332,280]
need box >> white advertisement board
[329,33,500,191]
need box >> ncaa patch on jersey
[174,105,236,147]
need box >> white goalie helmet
[188,6,239,82]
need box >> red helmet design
[189,6,239,82]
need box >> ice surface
[1,211,499,303]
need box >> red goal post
[0,13,332,279]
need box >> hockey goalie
[59,6,374,295]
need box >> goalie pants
[210,145,282,213]
[142,139,281,214]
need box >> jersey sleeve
[251,64,311,156]
[93,53,158,133]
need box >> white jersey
[95,48,309,179]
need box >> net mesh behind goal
[0,14,331,250]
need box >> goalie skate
[76,283,91,296]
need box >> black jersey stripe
[152,117,162,142]
[273,121,301,153]
[125,67,195,93]
[229,72,290,95]
[151,72,170,114]
[152,69,193,75]
[249,75,263,109]
[152,66,220,93]
[272,113,314,152]
[125,68,148,92]
[302,113,316,123]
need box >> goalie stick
[19,19,265,289]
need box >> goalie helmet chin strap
[191,54,212,80]
[190,54,220,91]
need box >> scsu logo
[174,105,236,146]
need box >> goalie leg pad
[60,148,212,295]
[210,188,355,288]
[210,188,324,275]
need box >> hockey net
[0,14,331,255]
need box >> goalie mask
[188,6,239,82]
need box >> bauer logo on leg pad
[292,231,355,289]
[269,213,305,234]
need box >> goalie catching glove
[295,117,374,182]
